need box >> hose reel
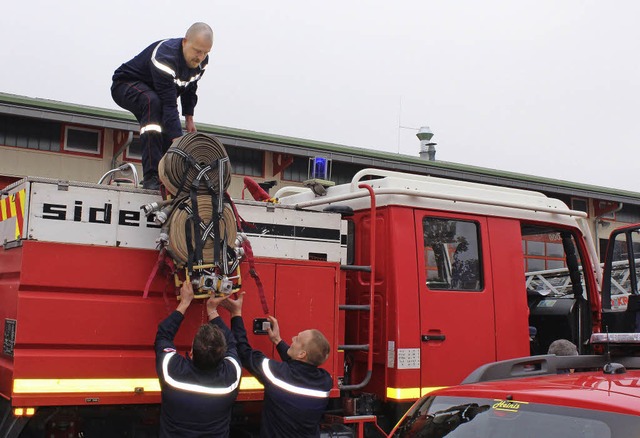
[166,198,238,266]
[149,132,242,298]
[159,132,231,196]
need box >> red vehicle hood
[438,370,640,416]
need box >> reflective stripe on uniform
[162,351,241,395]
[175,73,202,87]
[261,359,329,398]
[151,39,204,88]
[140,124,162,134]
[151,40,176,77]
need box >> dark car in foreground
[389,333,640,438]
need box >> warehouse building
[1,91,639,259]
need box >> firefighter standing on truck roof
[111,22,213,190]
[220,292,333,438]
[154,282,240,437]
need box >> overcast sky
[4,1,640,191]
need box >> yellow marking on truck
[386,386,448,400]
[13,378,162,394]
[0,189,25,239]
[14,376,265,394]
[386,387,421,400]
[239,377,264,390]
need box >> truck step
[339,344,370,351]
[339,304,371,311]
[340,265,371,272]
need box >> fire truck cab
[0,167,603,436]
[278,168,601,420]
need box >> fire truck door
[273,263,339,377]
[416,213,496,388]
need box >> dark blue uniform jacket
[155,311,240,437]
[112,38,208,139]
[231,316,333,438]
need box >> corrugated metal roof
[1,91,639,204]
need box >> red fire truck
[0,166,613,436]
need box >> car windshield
[392,396,639,438]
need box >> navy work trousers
[111,81,173,177]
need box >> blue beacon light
[312,157,328,180]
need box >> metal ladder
[339,184,376,391]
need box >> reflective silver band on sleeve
[140,124,162,134]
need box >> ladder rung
[339,304,371,311]
[340,265,371,272]
[339,344,370,351]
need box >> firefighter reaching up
[220,293,333,437]
[154,282,240,437]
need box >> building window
[571,198,588,214]
[0,114,61,152]
[282,155,347,182]
[282,157,367,184]
[226,146,263,176]
[124,135,142,161]
[63,125,102,156]
[332,162,365,185]
[615,205,640,224]
[282,155,309,182]
[422,217,482,291]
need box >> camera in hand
[253,318,271,335]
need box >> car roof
[433,369,640,416]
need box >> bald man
[220,294,333,437]
[111,23,213,190]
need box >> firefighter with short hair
[111,22,213,190]
[220,292,333,437]
[154,281,240,437]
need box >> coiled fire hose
[159,132,231,196]
[159,132,234,271]
[143,132,269,312]
[150,132,238,298]
[166,197,237,266]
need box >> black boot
[142,174,160,190]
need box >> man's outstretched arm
[154,281,193,355]
[221,293,271,381]
[267,315,290,361]
[206,293,237,360]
